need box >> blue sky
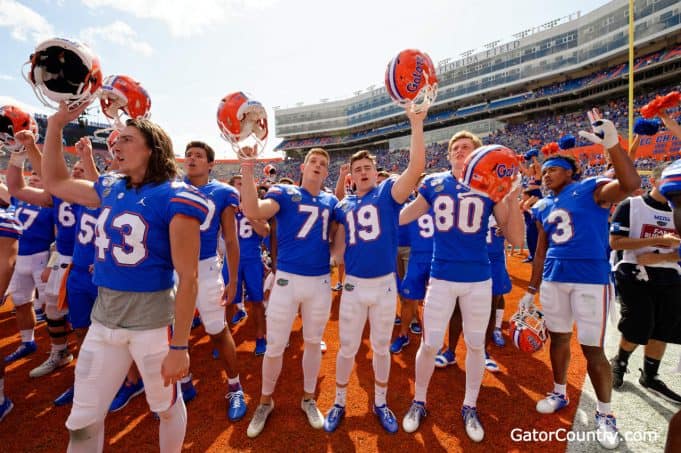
[0,0,611,159]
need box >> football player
[324,107,427,433]
[241,147,338,438]
[42,102,207,453]
[522,109,640,449]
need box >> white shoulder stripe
[175,190,210,209]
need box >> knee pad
[158,396,186,421]
[419,342,439,357]
[203,319,226,336]
[264,340,286,358]
[46,303,68,321]
[339,336,361,360]
[370,336,390,356]
[68,422,102,443]
[464,331,485,350]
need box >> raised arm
[659,111,681,140]
[391,108,427,203]
[41,102,100,207]
[335,163,350,201]
[399,194,430,225]
[75,137,100,182]
[6,156,53,206]
[493,185,525,248]
[578,108,641,204]
[239,150,280,220]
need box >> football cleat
[595,412,620,449]
[0,398,13,422]
[492,328,506,347]
[324,404,346,432]
[54,386,74,406]
[390,335,410,354]
[4,341,37,363]
[402,401,427,433]
[255,338,267,356]
[373,404,398,433]
[247,401,274,438]
[226,389,248,421]
[301,398,324,429]
[29,349,73,378]
[462,405,485,442]
[109,379,144,412]
[434,348,456,368]
[536,392,569,414]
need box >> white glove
[578,110,619,149]
[518,292,536,312]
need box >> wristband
[169,344,189,351]
[8,152,26,168]
[527,285,537,293]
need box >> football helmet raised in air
[509,307,547,353]
[461,144,520,202]
[99,75,151,126]
[23,37,102,111]
[217,92,268,158]
[385,49,437,112]
[0,105,38,153]
[263,164,276,177]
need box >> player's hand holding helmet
[99,75,151,127]
[217,92,268,160]
[460,144,520,202]
[385,49,438,113]
[23,37,102,111]
[578,108,619,149]
[0,105,38,155]
[510,300,547,354]
[518,291,536,312]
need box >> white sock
[52,343,67,354]
[20,329,34,343]
[238,302,245,311]
[463,346,485,407]
[302,342,322,395]
[0,377,5,404]
[554,383,567,396]
[180,373,192,384]
[227,375,240,386]
[495,309,504,329]
[261,354,283,396]
[597,400,611,415]
[334,386,347,407]
[159,394,187,452]
[414,343,437,403]
[374,384,387,407]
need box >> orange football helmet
[99,75,151,125]
[217,92,268,158]
[385,49,438,112]
[23,37,102,111]
[509,307,547,353]
[0,105,38,153]
[263,164,276,177]
[461,144,520,202]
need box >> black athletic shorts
[615,264,681,345]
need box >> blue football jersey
[534,177,611,284]
[487,215,506,261]
[334,178,403,278]
[418,171,495,282]
[52,196,77,256]
[405,210,434,257]
[265,184,337,276]
[236,211,264,262]
[93,175,209,292]
[188,179,240,260]
[0,209,22,240]
[72,204,101,268]
[11,197,55,256]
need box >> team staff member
[609,163,681,402]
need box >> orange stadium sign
[570,131,681,160]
